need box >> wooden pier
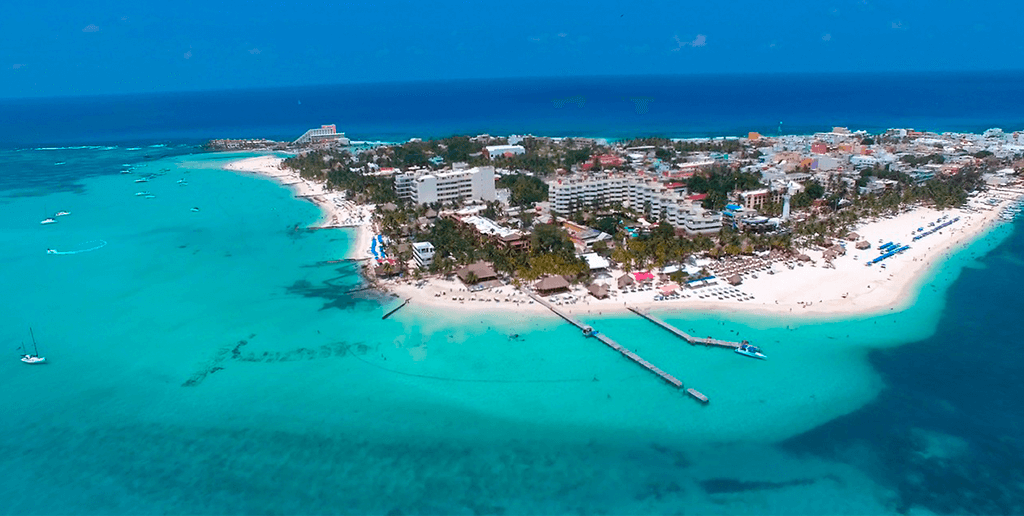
[686,388,709,404]
[382,298,410,320]
[627,307,743,349]
[530,294,705,397]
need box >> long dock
[530,294,706,399]
[382,298,410,320]
[627,307,743,349]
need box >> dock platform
[530,294,695,395]
[627,307,743,349]
[686,388,709,403]
[382,298,410,320]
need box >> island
[219,126,1024,319]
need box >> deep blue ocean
[3,71,1024,146]
[2,74,1024,514]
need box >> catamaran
[735,342,767,360]
[20,329,46,364]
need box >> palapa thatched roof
[587,283,609,299]
[797,253,812,262]
[846,232,860,241]
[855,240,871,250]
[727,273,742,286]
[534,275,570,293]
[617,274,635,288]
[456,261,497,283]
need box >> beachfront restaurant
[587,283,610,299]
[456,261,497,285]
[534,275,570,295]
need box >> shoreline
[220,152,1022,321]
[222,154,375,260]
[383,192,1023,320]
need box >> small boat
[54,161,66,166]
[735,342,767,360]
[40,218,57,225]
[120,169,132,174]
[20,329,46,364]
[190,207,200,212]
[46,248,57,254]
[135,191,150,196]
[134,177,149,183]
[55,211,71,217]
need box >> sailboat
[20,329,46,364]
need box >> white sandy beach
[223,155,375,260]
[385,190,1023,319]
[224,152,1022,319]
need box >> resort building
[293,124,350,145]
[739,188,784,211]
[412,242,435,270]
[454,214,531,252]
[549,174,630,213]
[548,173,721,233]
[483,145,526,160]
[394,166,497,205]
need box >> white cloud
[184,48,192,59]
[249,48,261,55]
[672,34,707,51]
[82,24,99,33]
[822,33,832,41]
[558,32,568,38]
[13,64,25,69]
[891,21,904,30]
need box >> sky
[2,0,1024,98]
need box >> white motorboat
[55,211,71,217]
[735,342,767,360]
[40,218,57,225]
[134,177,149,183]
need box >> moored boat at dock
[735,342,767,360]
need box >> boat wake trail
[47,240,107,255]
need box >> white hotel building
[395,165,497,205]
[549,173,722,233]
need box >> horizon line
[5,69,1024,102]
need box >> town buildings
[548,173,723,233]
[293,124,350,145]
[412,242,435,269]
[483,145,526,160]
[395,165,497,205]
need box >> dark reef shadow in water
[700,477,819,495]
[780,223,1024,515]
[183,335,376,387]
[285,263,382,311]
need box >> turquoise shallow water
[1,147,1020,514]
